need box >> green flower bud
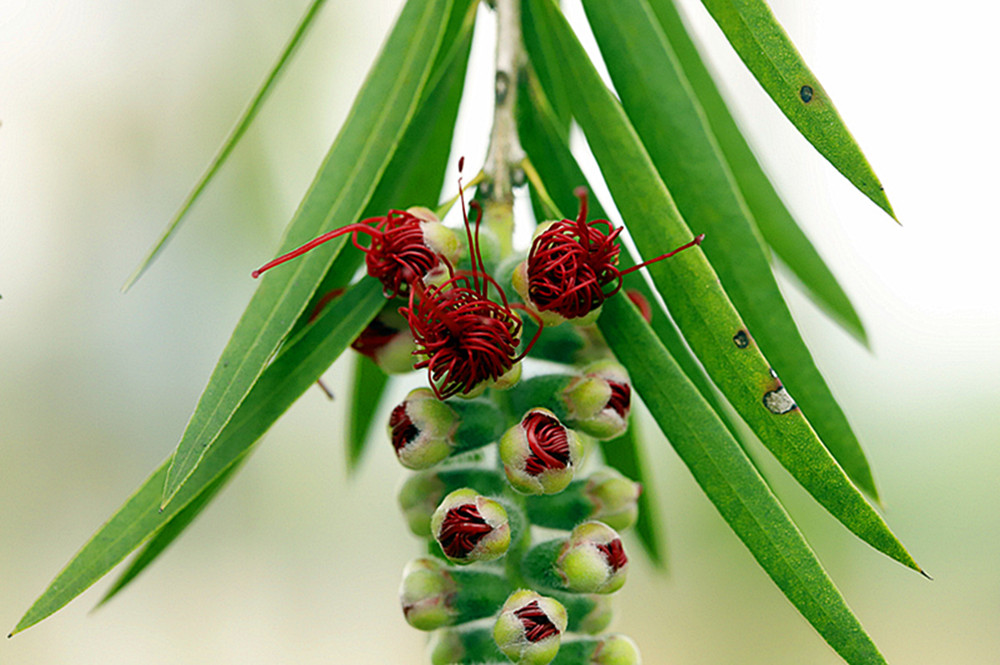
[584,469,641,531]
[500,408,584,495]
[431,488,511,564]
[429,627,505,665]
[350,306,417,374]
[399,558,457,631]
[548,592,614,635]
[398,468,506,537]
[388,388,459,470]
[493,590,568,665]
[562,362,631,440]
[557,522,629,594]
[592,634,641,665]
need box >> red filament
[438,503,493,559]
[400,173,542,400]
[525,188,703,318]
[513,600,560,642]
[606,380,631,420]
[596,538,628,571]
[252,210,442,297]
[389,404,420,453]
[521,411,571,476]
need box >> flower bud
[429,627,503,665]
[431,488,511,564]
[399,558,457,631]
[398,468,506,537]
[399,557,515,631]
[493,590,568,665]
[584,468,641,531]
[500,408,584,495]
[350,307,417,374]
[563,361,631,440]
[592,634,642,665]
[547,592,614,635]
[557,522,629,594]
[388,388,458,469]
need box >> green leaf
[599,294,888,665]
[522,0,921,574]
[161,0,455,508]
[12,279,384,635]
[699,0,896,220]
[516,68,749,453]
[121,0,331,292]
[599,414,667,568]
[347,355,389,471]
[647,0,867,345]
[96,452,253,607]
[581,0,879,501]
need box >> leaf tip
[919,568,933,581]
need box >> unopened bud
[562,361,631,440]
[525,468,641,532]
[547,634,642,665]
[493,590,568,665]
[558,522,629,594]
[388,388,458,469]
[500,408,583,495]
[398,468,506,537]
[431,488,511,564]
[399,557,515,631]
[350,307,417,374]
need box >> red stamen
[524,190,703,319]
[596,538,628,571]
[438,503,494,559]
[606,380,631,420]
[521,411,571,476]
[389,404,420,453]
[513,601,560,642]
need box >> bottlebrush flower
[431,488,511,564]
[493,590,568,665]
[251,207,460,297]
[401,193,541,400]
[512,187,703,325]
[388,388,459,470]
[557,522,629,594]
[499,408,583,495]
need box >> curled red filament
[400,176,542,400]
[438,503,493,559]
[525,188,703,318]
[606,380,631,420]
[513,600,560,642]
[521,411,571,476]
[389,404,420,453]
[252,210,442,297]
[596,538,628,571]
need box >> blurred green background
[2,0,997,663]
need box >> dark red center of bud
[596,538,628,571]
[437,504,493,559]
[513,600,560,643]
[351,316,400,360]
[606,380,631,419]
[521,411,571,476]
[389,404,420,453]
[405,283,523,400]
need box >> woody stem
[482,0,526,254]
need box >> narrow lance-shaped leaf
[13,279,384,635]
[647,0,867,344]
[522,0,921,574]
[581,0,879,500]
[347,355,389,471]
[97,451,253,607]
[122,0,331,292]
[516,67,750,453]
[699,0,896,219]
[69,2,482,605]
[161,0,454,508]
[599,294,888,665]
